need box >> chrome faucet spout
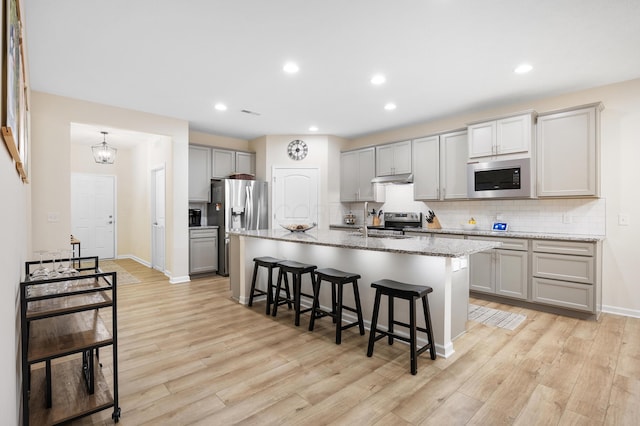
[363,202,369,238]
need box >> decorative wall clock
[287,139,308,161]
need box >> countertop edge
[230,230,501,258]
[330,224,605,242]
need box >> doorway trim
[151,164,167,274]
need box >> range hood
[371,173,413,184]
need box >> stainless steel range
[369,212,422,236]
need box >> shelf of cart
[27,311,113,363]
[24,274,113,298]
[26,291,113,320]
[29,356,116,426]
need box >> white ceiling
[24,0,640,142]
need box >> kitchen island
[229,229,500,357]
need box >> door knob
[108,221,113,224]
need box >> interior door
[71,173,116,259]
[151,166,166,272]
[273,168,319,227]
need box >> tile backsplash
[340,184,606,236]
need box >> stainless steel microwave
[467,158,534,199]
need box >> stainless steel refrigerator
[208,179,269,276]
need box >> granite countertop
[405,227,605,242]
[189,225,219,229]
[330,223,604,242]
[230,229,501,258]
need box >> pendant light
[91,131,117,164]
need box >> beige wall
[349,78,640,316]
[0,4,29,419]
[189,130,249,151]
[30,92,190,281]
[249,135,267,180]
[259,134,346,230]
[0,158,26,424]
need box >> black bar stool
[248,256,285,315]
[308,268,365,344]
[272,260,317,326]
[366,279,436,375]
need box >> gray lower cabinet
[403,231,601,316]
[531,240,599,313]
[469,236,529,300]
[189,228,218,274]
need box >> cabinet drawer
[532,240,594,256]
[470,236,528,251]
[532,252,594,284]
[190,229,217,239]
[532,277,594,312]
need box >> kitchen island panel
[230,233,475,358]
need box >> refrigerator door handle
[245,185,253,229]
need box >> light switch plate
[47,212,60,223]
[618,214,630,226]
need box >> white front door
[273,168,319,227]
[151,166,166,272]
[71,173,116,259]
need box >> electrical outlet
[563,213,572,224]
[618,214,630,226]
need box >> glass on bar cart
[57,248,78,276]
[30,250,51,279]
[48,250,61,278]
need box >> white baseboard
[170,275,191,284]
[116,254,151,268]
[117,255,189,284]
[602,305,640,319]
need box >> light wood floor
[70,259,640,425]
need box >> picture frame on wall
[2,0,29,182]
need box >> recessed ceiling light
[309,126,318,132]
[283,62,299,74]
[371,74,386,85]
[514,63,533,74]
[384,103,397,111]
[214,103,227,111]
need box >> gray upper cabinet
[188,145,211,202]
[235,151,256,175]
[468,112,535,160]
[412,136,440,200]
[340,147,380,202]
[211,149,236,178]
[440,130,468,199]
[376,140,412,176]
[536,103,601,197]
[211,149,256,178]
[413,130,468,201]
